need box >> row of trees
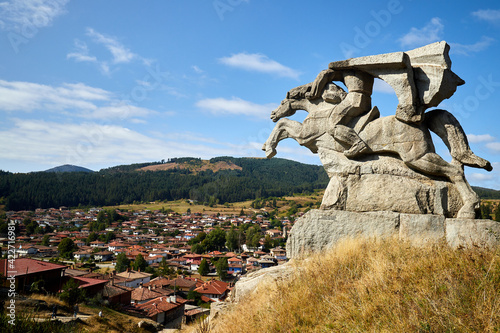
[480,202,500,221]
[0,157,329,211]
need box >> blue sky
[0,0,499,190]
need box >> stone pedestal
[318,150,463,217]
[286,209,500,259]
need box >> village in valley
[0,200,297,330]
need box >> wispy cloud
[399,17,444,48]
[67,28,144,75]
[196,97,276,119]
[219,53,300,79]
[486,142,500,153]
[467,133,495,143]
[67,39,97,63]
[0,79,155,120]
[373,79,395,94]
[450,36,495,56]
[0,0,69,31]
[472,9,500,24]
[85,28,136,64]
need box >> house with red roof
[0,258,66,293]
[61,275,108,296]
[194,279,230,302]
[132,295,187,328]
[102,283,134,305]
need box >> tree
[58,238,76,259]
[115,253,130,273]
[158,257,176,277]
[24,219,38,236]
[495,204,500,222]
[198,258,210,276]
[480,203,492,219]
[187,290,203,306]
[226,227,239,252]
[206,228,226,251]
[215,257,228,280]
[41,234,51,246]
[59,278,86,306]
[86,232,98,245]
[191,243,205,254]
[263,235,273,252]
[133,254,148,272]
[246,225,262,248]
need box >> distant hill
[472,186,500,200]
[0,157,329,211]
[44,164,94,173]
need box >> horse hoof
[266,149,277,159]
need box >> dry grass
[30,293,68,308]
[207,238,500,333]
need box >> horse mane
[285,82,347,104]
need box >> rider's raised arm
[305,69,342,100]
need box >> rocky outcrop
[229,263,294,303]
[287,209,500,259]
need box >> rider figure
[297,68,374,157]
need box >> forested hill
[0,157,329,211]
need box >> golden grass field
[107,190,325,216]
[184,237,500,333]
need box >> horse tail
[424,109,492,171]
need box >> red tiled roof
[71,276,108,289]
[0,258,66,276]
[194,279,229,296]
[135,296,187,317]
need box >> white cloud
[472,9,500,24]
[1,119,259,170]
[373,79,395,94]
[86,28,136,64]
[192,65,204,73]
[468,173,494,181]
[467,134,495,143]
[0,79,155,120]
[67,39,97,63]
[196,97,276,119]
[219,53,300,79]
[0,0,69,31]
[450,36,495,56]
[399,17,444,48]
[486,142,500,153]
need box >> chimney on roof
[148,285,151,291]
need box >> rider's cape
[329,41,464,111]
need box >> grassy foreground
[203,238,500,333]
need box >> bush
[59,278,86,306]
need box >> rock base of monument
[286,209,500,259]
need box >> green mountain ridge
[0,157,329,211]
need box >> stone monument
[262,41,499,259]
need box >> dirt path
[32,314,92,323]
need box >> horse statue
[263,82,492,218]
